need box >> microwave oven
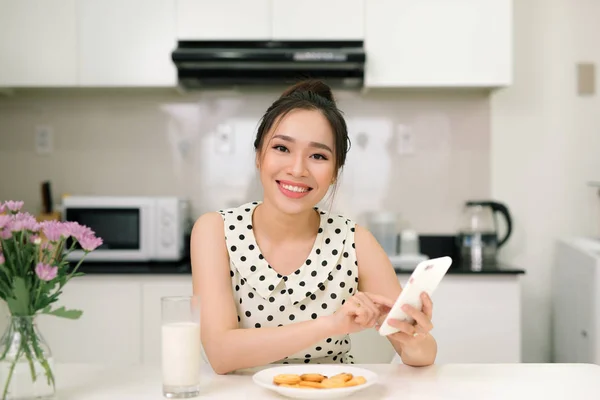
[62,196,190,262]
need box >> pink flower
[0,229,11,240]
[10,213,40,232]
[0,215,10,230]
[0,253,4,265]
[29,235,42,245]
[35,263,58,281]
[64,222,94,242]
[3,201,24,213]
[78,234,103,251]
[41,221,69,242]
[0,203,4,214]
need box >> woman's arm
[190,212,339,375]
[354,225,437,366]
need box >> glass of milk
[161,295,201,398]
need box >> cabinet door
[141,278,195,364]
[176,0,271,40]
[365,0,512,87]
[0,0,78,87]
[396,274,521,363]
[272,0,364,40]
[78,0,177,87]
[36,277,142,365]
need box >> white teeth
[281,183,308,193]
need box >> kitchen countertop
[70,259,525,275]
[51,362,598,399]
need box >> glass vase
[0,316,55,400]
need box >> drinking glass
[161,295,201,398]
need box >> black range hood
[171,40,366,90]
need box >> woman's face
[257,109,336,215]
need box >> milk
[161,321,201,387]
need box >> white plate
[252,364,378,399]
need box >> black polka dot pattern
[219,201,358,364]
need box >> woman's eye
[273,145,288,152]
[311,154,328,161]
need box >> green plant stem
[14,232,24,267]
[66,254,87,281]
[1,318,55,400]
[0,238,15,277]
[33,282,43,311]
[2,346,22,400]
[26,322,53,388]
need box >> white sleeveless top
[218,201,359,365]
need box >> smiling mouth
[276,180,313,193]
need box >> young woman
[191,80,437,375]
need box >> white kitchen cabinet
[78,0,177,87]
[553,238,600,364]
[0,273,519,366]
[353,274,522,364]
[421,275,521,363]
[36,276,142,365]
[141,277,194,364]
[272,0,364,40]
[0,0,78,87]
[365,0,513,88]
[176,0,271,40]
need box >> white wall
[491,0,600,362]
[0,89,490,234]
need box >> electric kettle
[457,200,513,269]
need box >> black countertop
[69,259,524,276]
[68,234,526,276]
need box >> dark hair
[253,80,351,175]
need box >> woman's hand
[371,292,435,349]
[326,292,386,335]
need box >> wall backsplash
[0,88,490,234]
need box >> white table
[53,363,600,399]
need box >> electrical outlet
[215,124,234,154]
[396,124,414,155]
[35,125,54,154]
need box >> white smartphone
[378,256,453,336]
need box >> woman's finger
[402,305,433,332]
[355,292,380,327]
[352,296,371,325]
[355,293,374,327]
[387,318,416,336]
[421,292,434,320]
[363,292,395,309]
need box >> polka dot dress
[218,201,359,365]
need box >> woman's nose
[289,154,308,177]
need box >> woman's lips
[276,180,313,199]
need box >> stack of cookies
[272,372,367,389]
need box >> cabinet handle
[581,330,588,338]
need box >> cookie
[300,373,326,383]
[273,374,302,385]
[330,372,353,382]
[298,380,323,389]
[320,378,347,389]
[344,376,367,387]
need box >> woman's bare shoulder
[190,212,228,269]
[192,211,225,234]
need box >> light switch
[396,124,415,155]
[577,62,595,96]
[35,125,54,154]
[215,124,234,154]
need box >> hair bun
[281,79,335,103]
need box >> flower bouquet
[0,200,102,400]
